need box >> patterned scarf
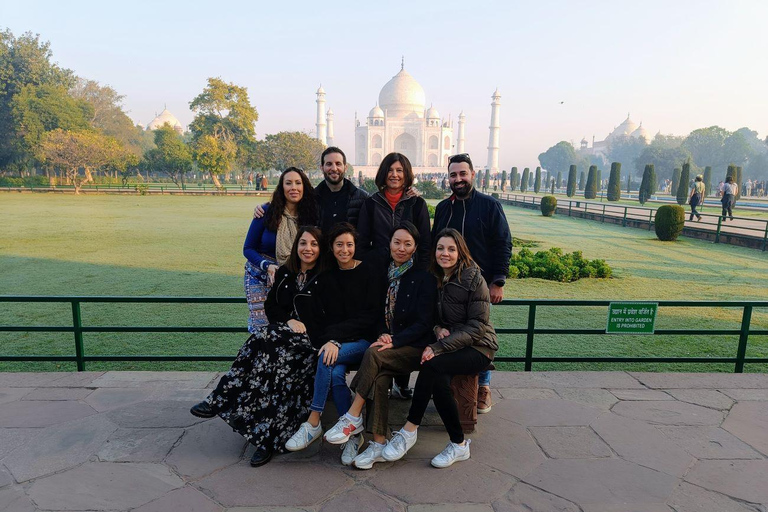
[275,210,298,265]
[385,258,414,331]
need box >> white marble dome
[426,105,440,119]
[607,114,638,140]
[147,109,183,132]
[369,104,384,118]
[630,122,649,141]
[378,68,426,117]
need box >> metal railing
[500,193,768,251]
[2,183,274,194]
[1,296,766,373]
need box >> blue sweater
[243,205,277,270]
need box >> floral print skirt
[205,323,317,453]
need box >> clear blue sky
[2,0,767,170]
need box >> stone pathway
[0,371,767,511]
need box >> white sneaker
[324,415,364,445]
[353,440,386,469]
[284,421,322,452]
[431,439,471,468]
[381,429,417,461]
[340,434,363,466]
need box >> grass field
[1,193,766,373]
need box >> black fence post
[734,305,752,373]
[524,305,537,371]
[71,301,85,371]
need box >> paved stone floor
[0,371,767,511]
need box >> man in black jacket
[431,153,512,414]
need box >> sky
[2,0,767,170]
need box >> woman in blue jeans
[285,222,383,465]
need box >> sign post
[606,302,658,334]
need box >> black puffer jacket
[430,263,498,360]
[314,179,369,228]
[264,265,324,348]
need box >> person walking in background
[243,167,318,331]
[688,174,705,221]
[719,176,737,221]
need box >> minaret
[486,88,501,172]
[457,111,466,154]
[315,85,327,144]
[326,108,334,146]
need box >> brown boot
[477,386,492,414]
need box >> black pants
[721,195,734,220]
[406,347,492,444]
[689,194,702,220]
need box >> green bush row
[509,247,612,282]
[0,176,49,187]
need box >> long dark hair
[264,167,318,231]
[285,226,323,273]
[374,152,414,191]
[429,228,476,286]
[324,222,357,269]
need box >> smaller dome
[581,137,589,144]
[630,122,649,141]
[426,105,440,119]
[147,109,183,132]
[326,108,334,117]
[317,85,325,94]
[369,104,384,118]
[459,111,465,118]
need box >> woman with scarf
[242,167,318,332]
[190,226,325,467]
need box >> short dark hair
[285,226,323,273]
[325,221,358,251]
[375,153,414,191]
[726,176,734,183]
[448,153,473,172]
[321,146,346,166]
[390,221,420,247]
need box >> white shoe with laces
[284,421,322,452]
[353,440,386,470]
[340,434,364,466]
[381,428,417,461]
[324,414,364,445]
[431,439,471,468]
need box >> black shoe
[190,401,217,418]
[250,446,273,467]
[391,380,413,399]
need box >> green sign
[606,302,658,334]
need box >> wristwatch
[493,279,506,287]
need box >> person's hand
[434,327,450,340]
[405,187,421,199]
[372,334,394,352]
[319,342,339,365]
[489,284,504,304]
[287,319,306,334]
[266,264,278,286]
[421,346,435,364]
[253,203,267,219]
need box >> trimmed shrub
[626,172,631,193]
[585,165,597,199]
[511,167,519,191]
[676,162,690,205]
[501,170,507,191]
[597,170,602,192]
[540,195,557,216]
[550,178,555,194]
[736,166,743,199]
[528,171,534,188]
[427,203,436,219]
[415,179,444,199]
[655,205,685,241]
[510,247,612,282]
[638,164,652,205]
[648,164,657,196]
[521,168,530,192]
[491,192,500,199]
[484,169,490,190]
[534,167,542,193]
[566,165,577,197]
[671,167,681,196]
[556,171,562,189]
[579,171,585,190]
[607,162,621,201]
[703,166,712,197]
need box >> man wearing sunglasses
[432,153,512,414]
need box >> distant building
[146,108,184,134]
[580,113,650,162]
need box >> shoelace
[390,431,407,451]
[439,443,456,460]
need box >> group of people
[246,172,270,191]
[190,147,512,470]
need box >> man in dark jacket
[253,146,368,231]
[431,153,512,414]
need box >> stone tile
[656,426,762,459]
[21,387,93,401]
[722,402,768,455]
[719,389,768,401]
[480,372,558,389]
[610,389,673,401]
[226,508,311,512]
[107,400,209,428]
[410,504,492,512]
[28,462,184,510]
[630,372,768,389]
[397,427,457,460]
[529,427,612,459]
[684,460,768,504]
[523,459,678,507]
[370,459,511,504]
[0,465,13,488]
[554,388,618,409]
[319,487,404,512]
[84,386,153,412]
[469,418,546,479]
[591,413,694,477]
[611,401,724,426]
[90,371,218,388]
[0,400,96,428]
[0,387,33,404]
[0,485,35,512]
[496,388,558,400]
[97,427,185,462]
[581,505,672,512]
[196,463,351,508]
[4,414,118,482]
[532,372,645,389]
[0,373,68,387]
[492,482,580,511]
[166,419,247,479]
[45,371,104,387]
[665,389,734,410]
[666,482,763,512]
[149,387,213,402]
[493,399,604,427]
[0,428,38,459]
[133,486,224,512]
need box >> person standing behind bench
[431,153,511,414]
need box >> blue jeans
[310,339,370,415]
[479,369,491,387]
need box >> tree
[626,172,631,193]
[511,167,519,191]
[597,170,602,193]
[638,164,652,205]
[556,171,562,190]
[578,170,585,190]
[647,164,657,197]
[703,166,712,197]
[534,167,541,193]
[500,169,507,191]
[41,128,121,193]
[607,162,621,201]
[484,169,490,191]
[676,162,690,205]
[142,124,192,188]
[189,77,258,187]
[634,145,691,181]
[671,168,681,196]
[607,135,645,172]
[528,171,534,188]
[735,166,743,199]
[261,131,325,173]
[585,166,597,199]
[550,177,555,194]
[566,164,577,197]
[520,167,530,192]
[681,126,729,169]
[539,141,577,176]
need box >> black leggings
[407,347,491,444]
[721,195,735,220]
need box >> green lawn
[1,194,766,373]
